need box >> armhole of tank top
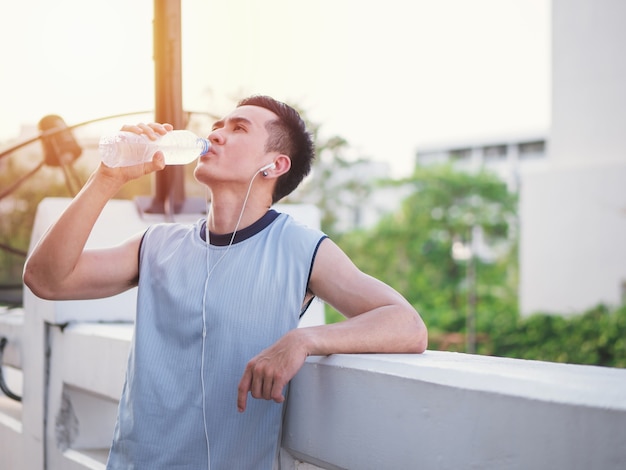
[299,235,328,318]
[136,228,150,283]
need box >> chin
[193,165,206,184]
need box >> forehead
[219,105,278,129]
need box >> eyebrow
[212,116,253,131]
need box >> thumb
[151,151,166,171]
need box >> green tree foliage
[487,304,626,368]
[284,115,377,239]
[0,153,78,305]
[332,164,519,339]
[323,161,625,367]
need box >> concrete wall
[3,315,626,470]
[282,353,626,470]
[519,0,626,315]
[550,0,626,165]
[520,162,626,314]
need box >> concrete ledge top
[306,351,626,411]
[63,322,134,341]
[0,307,24,325]
[56,323,626,411]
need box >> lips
[200,148,216,161]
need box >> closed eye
[211,119,224,132]
[230,117,251,132]
[211,115,252,133]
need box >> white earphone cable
[200,168,265,470]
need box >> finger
[262,377,274,401]
[138,123,160,140]
[271,381,285,404]
[118,123,168,140]
[151,151,165,170]
[146,122,172,136]
[237,369,252,413]
[118,123,155,137]
[120,123,143,133]
[250,371,264,399]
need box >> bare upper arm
[31,232,144,301]
[308,238,413,319]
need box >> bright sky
[0,0,550,177]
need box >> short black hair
[237,95,315,203]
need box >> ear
[269,154,291,178]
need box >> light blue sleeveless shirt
[106,211,326,470]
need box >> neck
[206,184,272,235]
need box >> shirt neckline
[200,209,280,246]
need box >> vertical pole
[466,253,476,354]
[150,0,185,215]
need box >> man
[24,95,427,469]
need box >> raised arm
[23,123,170,300]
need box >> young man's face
[194,105,279,184]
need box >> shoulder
[271,212,327,251]
[144,220,200,239]
[141,220,202,252]
[274,211,325,238]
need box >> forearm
[298,305,428,357]
[23,167,124,297]
[237,299,426,412]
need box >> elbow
[387,304,429,354]
[408,309,428,354]
[22,262,36,293]
[405,320,428,354]
[23,261,56,300]
[414,324,428,354]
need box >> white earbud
[258,162,276,173]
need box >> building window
[483,144,507,160]
[449,148,472,161]
[518,140,546,159]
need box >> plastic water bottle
[99,130,210,167]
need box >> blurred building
[415,0,626,316]
[294,159,413,234]
[519,0,626,315]
[416,132,548,193]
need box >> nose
[209,129,224,145]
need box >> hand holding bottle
[99,122,210,168]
